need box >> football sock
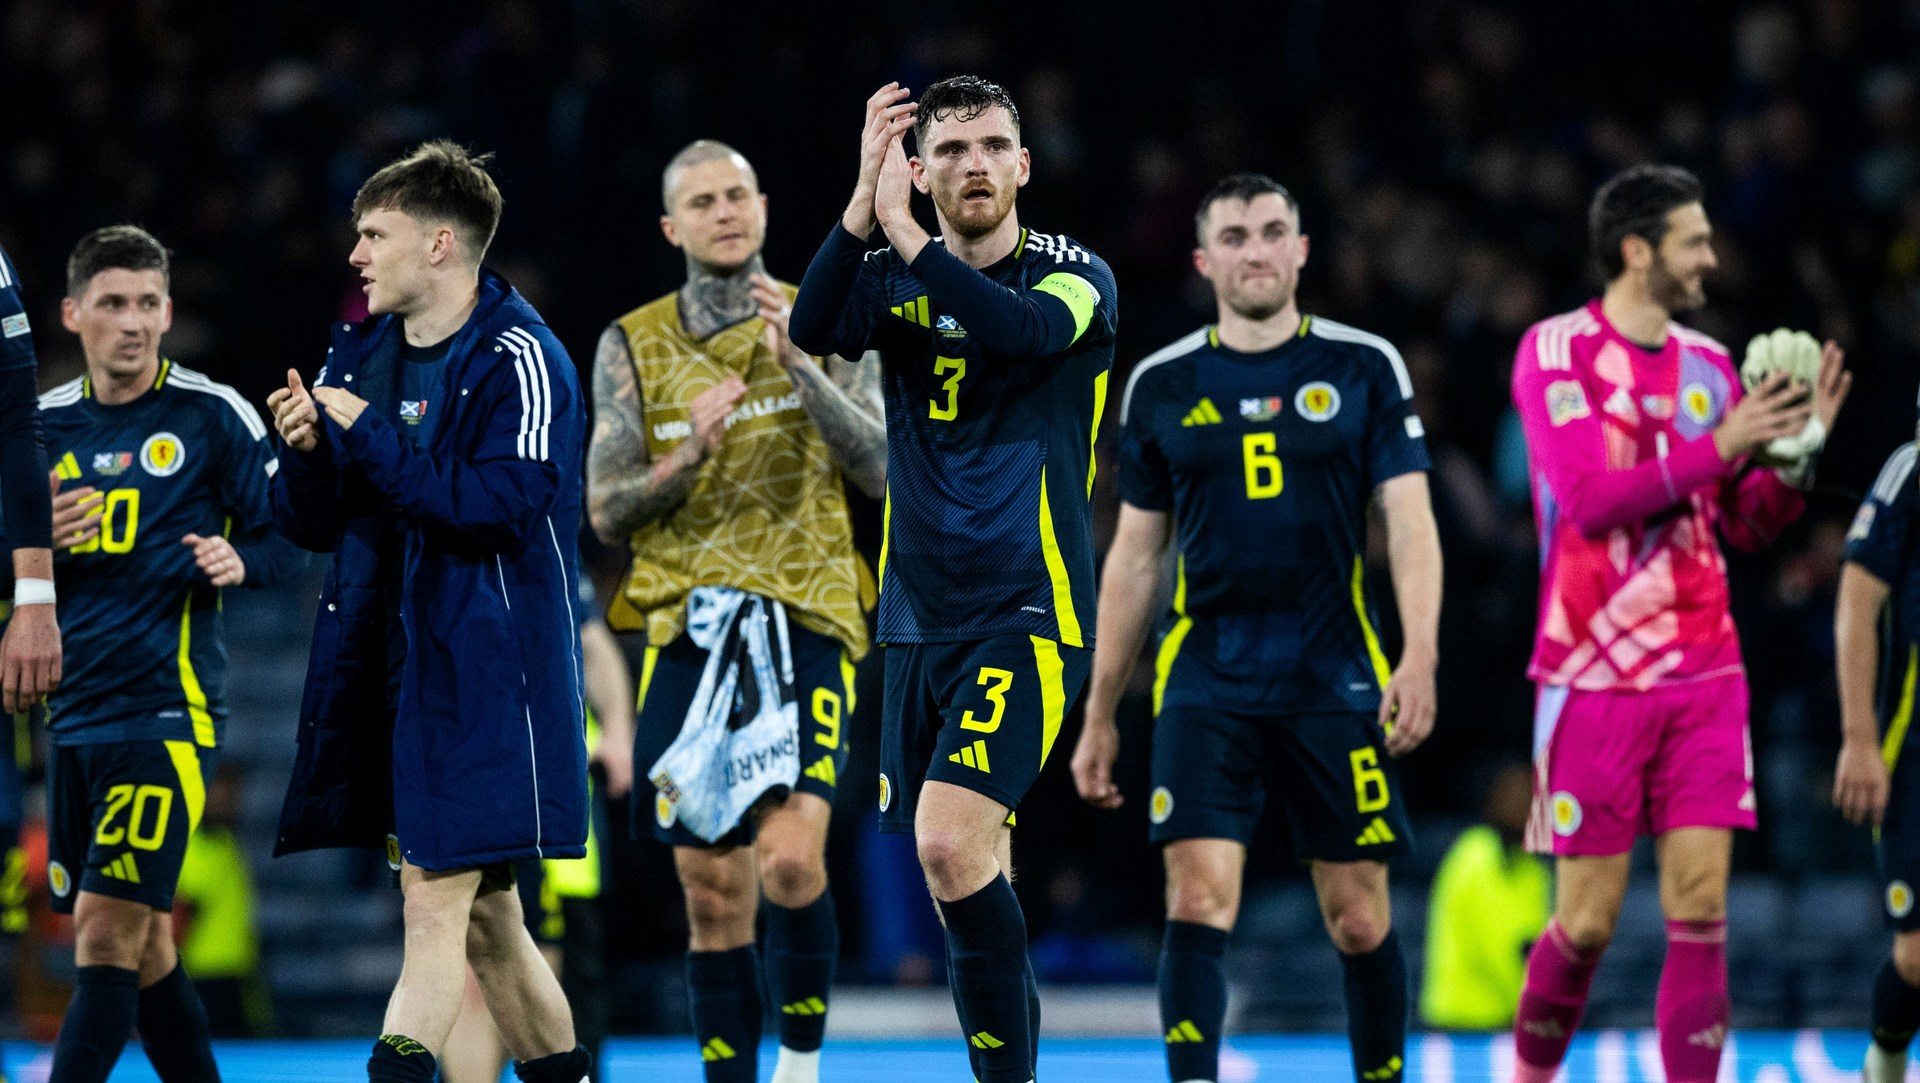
[1024,953,1042,1077]
[1656,919,1729,1083]
[1512,919,1605,1082]
[514,1045,593,1082]
[1159,920,1229,1083]
[366,1033,436,1082]
[1872,958,1920,1052]
[136,964,221,1081]
[939,875,1034,1083]
[50,964,140,1083]
[946,931,986,1081]
[687,946,761,1082]
[765,891,837,1054]
[1339,930,1407,1083]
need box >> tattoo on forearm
[680,254,766,340]
[788,350,887,497]
[586,324,702,540]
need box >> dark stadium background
[3,0,1918,1035]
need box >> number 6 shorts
[879,634,1092,834]
[1148,706,1413,862]
[48,740,215,914]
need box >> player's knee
[1660,875,1726,923]
[916,830,993,899]
[1556,909,1617,952]
[681,872,754,935]
[402,886,471,945]
[1326,903,1390,955]
[73,907,149,969]
[1164,876,1238,929]
[1894,934,1920,987]
[463,903,515,965]
[758,848,826,909]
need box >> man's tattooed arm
[786,350,887,497]
[586,324,705,544]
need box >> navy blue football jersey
[840,229,1117,646]
[39,361,286,747]
[1118,318,1430,714]
[1846,442,1920,743]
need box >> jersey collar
[81,357,171,399]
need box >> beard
[934,183,1017,240]
[1648,256,1707,312]
[1221,273,1295,322]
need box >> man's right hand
[267,368,321,453]
[689,378,748,456]
[1070,713,1124,810]
[0,598,60,713]
[1713,371,1812,462]
[50,471,103,551]
[842,83,917,240]
[1835,733,1891,826]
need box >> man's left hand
[314,386,370,430]
[182,533,247,587]
[1380,652,1437,756]
[751,274,809,370]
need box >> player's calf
[757,797,837,1083]
[1312,863,1405,1083]
[675,846,763,1082]
[465,887,584,1078]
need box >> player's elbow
[786,303,835,357]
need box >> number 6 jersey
[38,361,298,749]
[1117,318,1429,716]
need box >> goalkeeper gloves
[1739,327,1825,485]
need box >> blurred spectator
[1419,763,1548,1030]
[173,764,270,1037]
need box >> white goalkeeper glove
[1739,327,1826,483]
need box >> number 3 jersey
[1118,319,1430,715]
[38,362,290,748]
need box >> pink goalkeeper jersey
[1514,300,1805,691]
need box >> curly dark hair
[1588,164,1704,281]
[914,75,1020,149]
[66,225,169,298]
[1195,173,1301,244]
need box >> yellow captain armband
[1031,272,1100,344]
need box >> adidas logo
[98,854,140,884]
[1181,398,1224,426]
[700,1037,737,1062]
[1688,1023,1727,1049]
[968,1031,1004,1050]
[1354,817,1396,846]
[804,756,837,787]
[781,997,828,1016]
[1361,1056,1404,1081]
[1165,1020,1204,1044]
[889,296,932,328]
[949,740,992,773]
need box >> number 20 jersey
[38,362,279,748]
[1118,318,1430,716]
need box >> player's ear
[1621,234,1652,273]
[60,296,81,335]
[426,225,457,267]
[909,157,929,195]
[157,295,174,336]
[1016,147,1031,189]
[1192,247,1210,279]
[660,215,682,250]
[1296,233,1310,270]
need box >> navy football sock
[51,964,140,1083]
[939,876,1034,1082]
[687,946,761,1081]
[1874,959,1920,1052]
[514,1044,593,1082]
[1159,920,1229,1082]
[764,891,837,1053]
[1340,931,1408,1083]
[366,1034,436,1082]
[136,964,221,1082]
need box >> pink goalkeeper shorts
[1526,675,1756,856]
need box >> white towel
[647,587,800,842]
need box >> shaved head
[662,140,759,210]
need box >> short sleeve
[1846,444,1919,585]
[0,247,37,374]
[1117,374,1172,511]
[1364,341,1430,486]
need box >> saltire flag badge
[400,400,427,424]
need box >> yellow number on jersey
[812,687,842,750]
[1243,434,1283,500]
[960,667,1014,733]
[70,489,142,555]
[94,783,174,851]
[929,356,966,421]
